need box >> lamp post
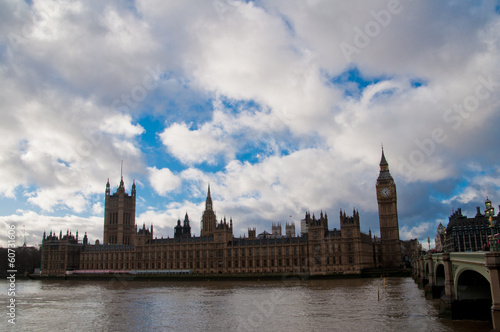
[485,197,499,252]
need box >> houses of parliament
[41,149,402,276]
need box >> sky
[1,0,500,249]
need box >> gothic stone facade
[41,150,401,276]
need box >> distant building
[272,223,282,236]
[248,228,256,239]
[257,230,272,239]
[285,222,296,237]
[41,149,403,276]
[444,207,499,252]
[401,239,420,267]
[300,218,308,235]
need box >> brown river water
[0,277,493,331]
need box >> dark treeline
[0,246,41,274]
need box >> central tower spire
[206,184,213,211]
[201,184,216,237]
[119,160,124,189]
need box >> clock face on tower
[381,187,391,197]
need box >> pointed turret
[182,213,191,238]
[380,147,389,172]
[106,178,110,195]
[377,147,392,181]
[380,147,388,166]
[118,160,125,191]
[174,219,182,238]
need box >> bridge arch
[454,266,490,296]
[453,268,492,321]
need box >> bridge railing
[447,251,486,265]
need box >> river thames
[1,277,493,331]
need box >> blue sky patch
[327,67,390,98]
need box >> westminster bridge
[413,251,500,330]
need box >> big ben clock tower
[376,148,401,268]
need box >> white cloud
[136,201,203,238]
[92,202,103,216]
[147,166,182,196]
[0,76,146,211]
[100,113,145,138]
[159,122,234,165]
[26,188,86,213]
[205,148,379,232]
[0,210,102,247]
[400,222,431,242]
[440,169,500,208]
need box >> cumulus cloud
[400,222,432,242]
[100,113,145,138]
[147,166,182,196]
[0,0,153,213]
[0,210,103,247]
[136,201,204,238]
[92,202,104,216]
[1,0,500,248]
[159,122,235,165]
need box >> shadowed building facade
[443,207,499,252]
[41,150,402,276]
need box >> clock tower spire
[376,147,401,268]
